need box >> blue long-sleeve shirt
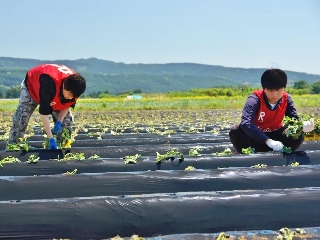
[239,91,299,143]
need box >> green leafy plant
[88,154,100,160]
[251,163,267,168]
[44,128,74,149]
[6,138,29,151]
[241,147,255,154]
[216,232,228,240]
[185,166,196,171]
[290,161,299,166]
[0,156,21,169]
[26,154,39,164]
[282,146,292,153]
[64,169,77,175]
[156,141,184,163]
[189,145,202,156]
[283,115,314,140]
[57,128,74,148]
[213,148,232,156]
[59,153,85,161]
[123,154,141,164]
[276,227,306,240]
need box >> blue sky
[1,0,319,74]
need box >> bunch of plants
[0,156,20,169]
[283,114,316,139]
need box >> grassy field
[1,94,320,112]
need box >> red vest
[252,89,287,132]
[26,64,78,110]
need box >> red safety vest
[252,89,287,132]
[26,64,77,110]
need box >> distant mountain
[0,57,319,94]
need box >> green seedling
[276,227,306,240]
[64,169,77,175]
[26,154,39,164]
[156,141,184,163]
[89,154,100,160]
[123,154,141,164]
[241,147,255,154]
[290,161,299,166]
[251,164,267,168]
[6,138,29,151]
[185,166,196,171]
[283,115,314,140]
[282,146,292,153]
[189,145,202,156]
[60,153,85,161]
[213,148,232,156]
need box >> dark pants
[229,124,304,153]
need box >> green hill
[0,57,319,94]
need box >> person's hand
[49,138,58,150]
[303,118,314,133]
[52,121,62,135]
[266,139,284,152]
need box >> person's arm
[38,74,56,137]
[40,115,54,138]
[240,94,270,143]
[56,107,70,122]
[285,94,299,119]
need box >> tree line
[1,80,320,99]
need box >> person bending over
[7,64,86,149]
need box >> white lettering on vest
[258,111,265,122]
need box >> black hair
[63,74,86,98]
[261,69,287,90]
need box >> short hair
[63,74,86,98]
[261,69,287,90]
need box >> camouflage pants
[7,81,74,144]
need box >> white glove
[303,118,314,133]
[266,139,284,152]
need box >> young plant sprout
[241,147,255,154]
[59,153,85,161]
[88,154,100,160]
[123,154,141,164]
[185,166,196,171]
[213,148,232,156]
[251,164,267,168]
[189,146,202,156]
[26,154,39,164]
[64,169,77,175]
[6,138,30,151]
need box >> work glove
[303,118,314,133]
[49,138,58,150]
[266,139,284,152]
[52,121,62,135]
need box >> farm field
[1,107,320,239]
